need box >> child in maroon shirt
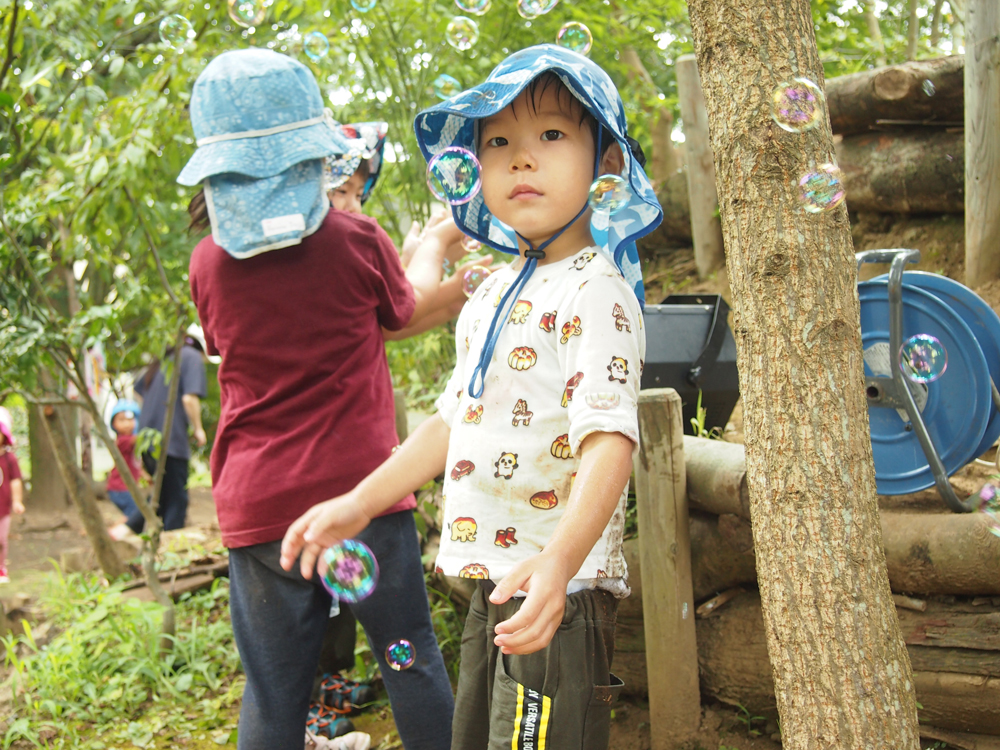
[106,399,146,540]
[0,407,25,583]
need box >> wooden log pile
[651,55,965,245]
[617,437,1000,739]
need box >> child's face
[478,84,614,251]
[112,411,136,436]
[329,171,366,215]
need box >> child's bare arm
[11,478,24,514]
[490,431,634,655]
[280,412,452,578]
[405,217,464,325]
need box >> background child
[180,49,457,750]
[280,45,663,749]
[105,399,145,541]
[0,407,25,583]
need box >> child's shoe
[318,673,375,715]
[305,730,371,750]
[0,564,9,583]
[108,523,131,541]
[307,703,354,739]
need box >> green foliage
[689,390,722,439]
[3,569,240,748]
[733,703,766,738]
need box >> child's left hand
[12,500,24,515]
[489,551,573,655]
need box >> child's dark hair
[508,71,615,159]
[188,189,210,234]
[356,158,372,183]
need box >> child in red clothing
[105,399,146,540]
[0,407,25,583]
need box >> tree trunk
[826,55,964,135]
[930,0,945,49]
[907,0,919,61]
[647,171,692,245]
[38,402,125,579]
[27,402,73,513]
[687,1,921,747]
[861,0,888,67]
[964,0,1000,287]
[838,129,965,213]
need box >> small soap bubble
[556,22,592,55]
[456,0,491,15]
[899,333,948,383]
[446,16,479,50]
[303,31,330,61]
[227,0,266,28]
[385,639,416,671]
[922,79,936,97]
[321,540,379,603]
[588,174,630,215]
[159,15,195,49]
[516,0,558,18]
[462,265,492,297]
[461,235,482,253]
[771,78,825,133]
[352,0,377,10]
[427,147,482,205]
[979,484,1000,538]
[433,73,463,100]
[797,163,845,214]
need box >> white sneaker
[304,731,371,750]
[108,523,131,541]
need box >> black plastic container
[640,294,740,434]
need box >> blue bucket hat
[413,44,662,307]
[324,122,389,204]
[110,399,141,433]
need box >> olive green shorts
[450,582,623,750]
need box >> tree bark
[964,0,1000,286]
[27,401,73,512]
[907,0,919,61]
[861,0,888,67]
[687,1,921,747]
[826,55,964,135]
[930,0,945,49]
[838,129,964,213]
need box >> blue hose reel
[858,249,1000,511]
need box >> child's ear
[600,143,625,176]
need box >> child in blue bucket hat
[181,49,458,750]
[282,44,662,749]
[105,399,146,540]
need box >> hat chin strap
[467,131,604,399]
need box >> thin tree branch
[0,0,20,90]
[0,195,59,314]
[123,186,181,308]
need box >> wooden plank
[965,0,1000,286]
[634,388,700,748]
[897,603,1000,651]
[675,55,725,280]
[908,645,1000,678]
[919,725,1000,750]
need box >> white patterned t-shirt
[433,247,645,597]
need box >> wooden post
[634,388,700,748]
[676,55,726,280]
[964,0,1000,287]
[393,388,408,443]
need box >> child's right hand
[279,492,373,580]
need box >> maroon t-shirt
[0,450,23,518]
[107,434,141,492]
[190,210,417,548]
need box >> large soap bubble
[899,333,948,383]
[321,539,379,603]
[446,16,479,50]
[433,74,463,100]
[303,32,330,61]
[797,163,845,214]
[588,174,630,215]
[427,147,482,205]
[456,0,491,15]
[771,78,824,133]
[516,0,558,19]
[227,0,266,28]
[159,15,195,49]
[556,22,592,56]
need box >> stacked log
[617,437,1000,739]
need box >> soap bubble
[556,22,592,55]
[461,235,482,253]
[922,79,936,97]
[588,174,630,215]
[159,15,195,49]
[385,639,416,671]
[352,0,377,10]
[516,0,558,19]
[303,32,330,61]
[899,333,948,383]
[771,78,824,133]
[797,163,845,214]
[446,16,479,50]
[463,265,492,297]
[227,0,266,27]
[427,147,482,205]
[456,0,491,15]
[433,74,463,100]
[321,540,379,603]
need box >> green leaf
[0,92,13,108]
[88,155,109,184]
[109,56,125,77]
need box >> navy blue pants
[228,510,455,750]
[139,454,189,532]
